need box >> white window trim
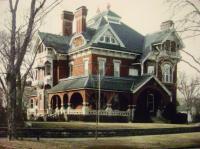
[147,65,155,75]
[129,68,138,76]
[94,26,125,48]
[69,61,74,77]
[98,57,106,76]
[113,59,121,77]
[147,94,154,113]
[161,63,173,83]
[83,58,89,76]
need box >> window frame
[98,57,106,76]
[83,58,89,76]
[162,63,173,83]
[147,65,155,75]
[147,94,154,113]
[113,60,121,77]
[129,68,138,76]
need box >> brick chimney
[61,11,74,36]
[74,6,88,33]
[160,20,174,31]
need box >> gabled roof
[38,32,71,54]
[48,75,171,96]
[110,23,144,53]
[142,28,184,61]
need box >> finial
[107,3,111,10]
[96,7,100,14]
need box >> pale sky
[0,0,199,78]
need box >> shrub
[172,113,187,124]
[162,102,176,121]
[134,108,152,123]
[193,114,200,122]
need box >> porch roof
[48,75,152,94]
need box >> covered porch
[47,75,172,122]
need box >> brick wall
[53,60,68,85]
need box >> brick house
[27,6,183,121]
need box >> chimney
[61,11,74,36]
[74,6,88,33]
[160,20,174,31]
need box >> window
[111,38,115,43]
[69,62,74,77]
[98,30,118,45]
[113,60,121,77]
[147,94,154,113]
[171,41,176,52]
[162,64,172,83]
[100,36,104,41]
[98,58,106,76]
[105,36,110,43]
[83,59,89,76]
[45,61,51,76]
[129,68,138,76]
[30,99,34,109]
[147,66,154,74]
[165,40,170,51]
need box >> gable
[70,34,87,49]
[93,25,125,48]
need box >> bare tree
[166,0,200,73]
[0,0,63,140]
[178,73,200,117]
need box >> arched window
[45,61,51,76]
[162,64,173,83]
[30,99,34,109]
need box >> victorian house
[27,6,183,121]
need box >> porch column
[55,96,59,114]
[82,102,89,115]
[67,103,71,114]
[60,103,64,114]
[105,103,112,115]
[128,105,136,122]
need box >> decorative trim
[93,25,125,48]
[113,59,121,64]
[132,76,172,96]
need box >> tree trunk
[7,73,17,140]
[16,73,24,125]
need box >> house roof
[48,75,155,94]
[37,9,182,58]
[38,9,144,55]
[38,32,71,54]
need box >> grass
[28,121,197,129]
[0,132,200,149]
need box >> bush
[46,114,66,122]
[162,102,176,121]
[172,113,187,124]
[193,114,200,122]
[36,116,44,121]
[133,108,152,123]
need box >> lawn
[0,132,200,149]
[29,121,197,129]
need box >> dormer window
[105,36,110,43]
[99,35,117,44]
[98,29,118,45]
[163,40,177,52]
[44,61,51,76]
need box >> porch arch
[51,95,61,110]
[63,94,68,109]
[70,92,83,109]
[111,93,129,111]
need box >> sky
[0,0,199,78]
